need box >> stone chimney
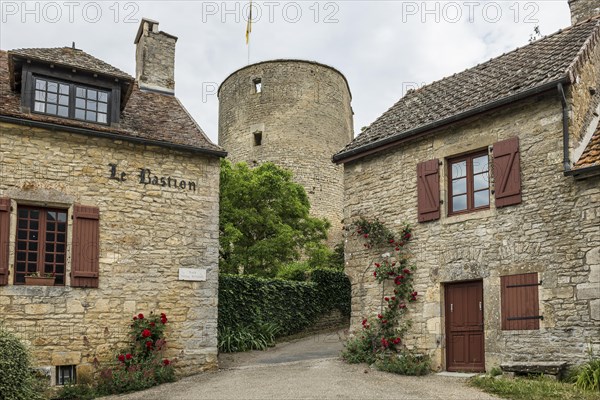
[569,0,600,25]
[134,18,178,94]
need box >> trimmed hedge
[219,269,351,340]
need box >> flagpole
[246,0,252,65]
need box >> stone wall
[569,0,600,25]
[0,122,220,380]
[218,60,354,244]
[343,88,600,371]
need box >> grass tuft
[469,375,600,400]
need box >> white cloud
[0,1,572,144]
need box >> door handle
[479,302,482,311]
[450,303,453,312]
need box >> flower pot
[24,276,55,286]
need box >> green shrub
[375,351,431,376]
[0,326,45,400]
[276,262,312,281]
[218,270,351,352]
[53,382,96,400]
[341,331,378,365]
[574,358,600,392]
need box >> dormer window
[32,76,110,124]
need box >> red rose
[138,313,144,320]
[161,317,168,324]
[125,353,132,360]
[395,247,400,251]
[133,316,137,321]
[373,271,377,277]
[394,276,403,285]
[399,303,406,309]
[384,297,389,302]
[150,322,156,327]
[393,338,401,345]
[163,359,170,366]
[362,319,368,326]
[146,340,153,348]
[142,329,151,338]
[160,313,166,318]
[118,354,125,362]
[389,239,394,243]
[403,268,411,274]
[382,320,387,324]
[404,233,411,240]
[391,296,396,301]
[377,314,383,319]
[364,234,368,238]
[375,263,380,268]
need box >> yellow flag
[246,0,252,44]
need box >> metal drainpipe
[558,83,571,172]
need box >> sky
[0,1,572,144]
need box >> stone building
[218,60,354,243]
[0,18,225,383]
[334,4,600,372]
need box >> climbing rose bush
[96,312,175,395]
[342,219,430,374]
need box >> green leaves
[218,270,351,352]
[219,160,330,277]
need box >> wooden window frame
[14,206,68,286]
[32,76,111,125]
[447,150,490,216]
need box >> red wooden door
[445,280,485,372]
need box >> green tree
[219,160,330,276]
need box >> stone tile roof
[8,47,133,81]
[0,50,224,155]
[335,17,600,161]
[574,122,600,169]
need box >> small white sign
[178,268,207,282]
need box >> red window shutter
[71,205,100,288]
[0,198,10,286]
[417,159,440,222]
[501,273,540,330]
[493,137,521,208]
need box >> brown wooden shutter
[417,159,440,222]
[71,205,100,288]
[493,137,521,208]
[0,198,10,286]
[501,273,540,330]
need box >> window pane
[58,106,69,117]
[29,253,37,262]
[474,172,489,191]
[76,98,86,108]
[46,233,55,242]
[87,89,97,100]
[76,87,86,97]
[31,210,39,219]
[17,252,26,261]
[87,100,97,111]
[17,241,26,251]
[57,213,67,223]
[46,243,55,252]
[98,92,108,102]
[473,155,489,174]
[59,95,69,105]
[56,263,64,273]
[48,211,56,221]
[29,231,38,240]
[27,263,37,273]
[36,79,46,90]
[452,161,467,179]
[75,109,85,120]
[59,84,69,94]
[452,194,467,212]
[97,113,107,123]
[452,178,467,195]
[86,111,96,121]
[45,253,54,263]
[34,102,45,112]
[29,242,37,252]
[47,82,58,92]
[18,230,27,240]
[47,93,57,103]
[35,91,45,101]
[57,244,65,253]
[98,102,107,113]
[46,104,57,115]
[57,233,66,243]
[30,221,38,230]
[474,190,490,208]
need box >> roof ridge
[565,20,600,81]
[402,20,600,101]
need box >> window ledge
[1,285,68,296]
[442,208,496,225]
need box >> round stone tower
[218,60,353,244]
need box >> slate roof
[334,17,600,162]
[0,49,224,156]
[8,47,133,81]
[574,122,600,169]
